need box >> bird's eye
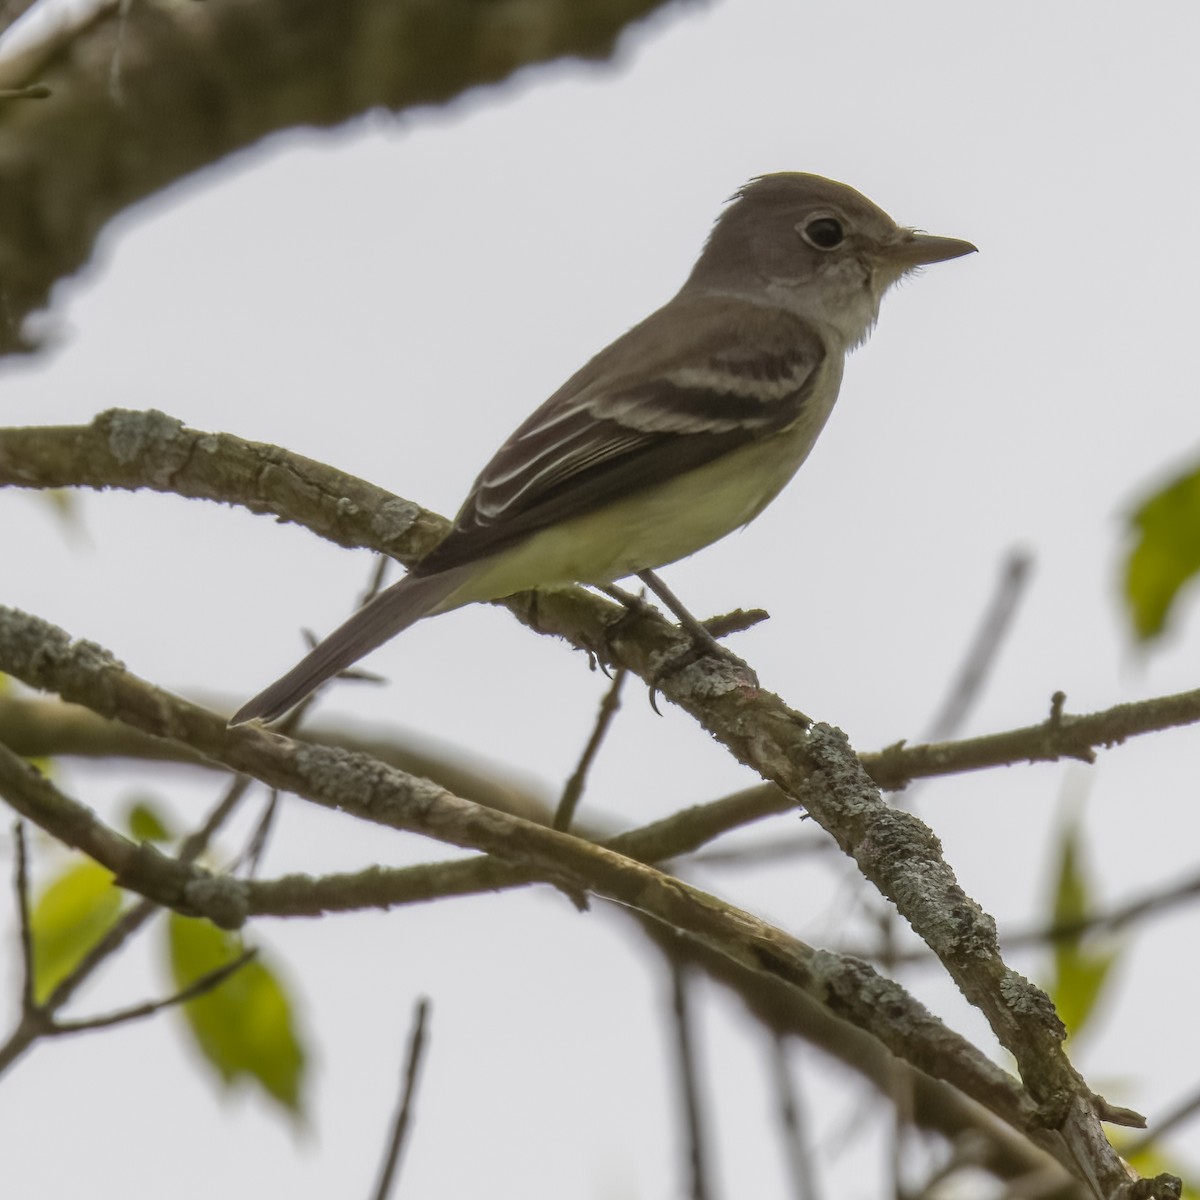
[802,216,845,250]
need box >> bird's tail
[229,566,473,726]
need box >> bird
[231,172,975,725]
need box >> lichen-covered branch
[1,412,1183,1195]
[6,411,1200,788]
[0,608,1174,1196]
[0,623,1047,1163]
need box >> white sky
[2,0,1200,1195]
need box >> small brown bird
[233,173,974,725]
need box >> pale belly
[437,405,835,611]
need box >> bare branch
[11,821,34,1012]
[370,997,432,1200]
[50,949,257,1036]
[554,668,627,831]
[669,958,714,1200]
[768,1035,820,1200]
[0,0,41,43]
[922,549,1033,742]
[1126,1084,1200,1160]
[0,409,1189,1193]
[0,409,450,560]
[0,693,552,824]
[0,752,258,1073]
[5,412,1199,788]
[0,627,1056,1167]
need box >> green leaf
[167,913,307,1117]
[1124,459,1200,639]
[1044,822,1121,1040]
[30,860,126,1003]
[123,798,175,843]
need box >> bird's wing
[416,294,826,574]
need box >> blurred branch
[1126,1085,1200,1160]
[641,923,1088,1199]
[0,0,40,43]
[922,549,1033,743]
[768,1034,820,1200]
[668,957,714,1200]
[11,822,34,1012]
[369,996,431,1200]
[853,865,1200,969]
[0,0,684,355]
[0,693,553,824]
[873,547,1034,1191]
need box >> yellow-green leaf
[124,798,175,843]
[30,860,125,1003]
[1124,459,1200,639]
[167,913,306,1117]
[1045,823,1121,1039]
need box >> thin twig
[701,607,771,640]
[51,949,257,1036]
[231,691,321,875]
[1125,1084,1200,1159]
[370,997,432,1200]
[909,1134,994,1197]
[0,753,259,1074]
[851,866,1200,968]
[177,772,257,868]
[45,767,259,1013]
[360,553,395,606]
[670,957,713,1200]
[860,549,1034,1194]
[12,822,35,1012]
[688,833,831,869]
[768,1034,820,1200]
[554,668,627,832]
[923,550,1033,742]
[0,84,50,100]
[239,792,280,879]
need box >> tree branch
[0,693,554,824]
[0,0,683,354]
[1,414,1187,1193]
[0,615,1062,1169]
[369,996,431,1200]
[49,949,257,1036]
[6,411,1200,793]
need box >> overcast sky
[3,1,1199,1195]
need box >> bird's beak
[886,231,978,267]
